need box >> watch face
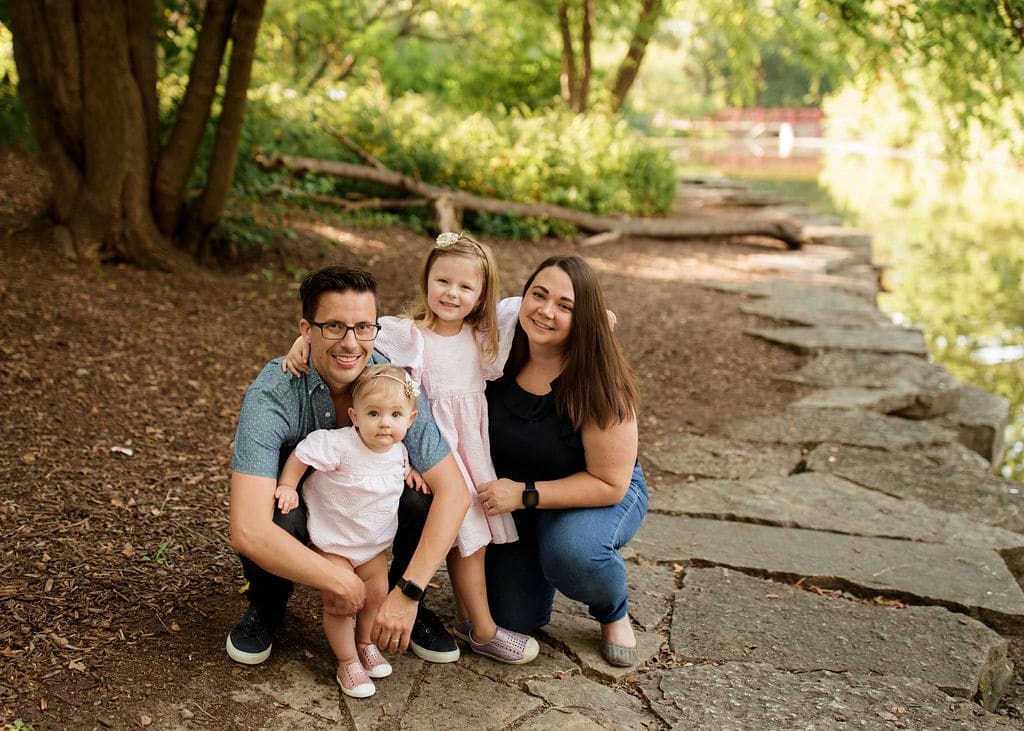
[522,488,539,508]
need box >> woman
[476,254,648,667]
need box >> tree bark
[256,153,806,248]
[10,0,185,269]
[610,0,664,113]
[152,0,237,238]
[181,0,267,259]
[578,0,594,113]
[558,2,577,109]
[10,0,262,270]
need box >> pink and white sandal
[336,660,375,698]
[453,619,539,665]
[358,643,393,679]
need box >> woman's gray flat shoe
[601,639,637,667]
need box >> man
[227,265,469,665]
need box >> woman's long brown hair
[504,255,639,430]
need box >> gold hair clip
[435,232,461,248]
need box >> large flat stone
[643,432,802,479]
[792,384,919,413]
[523,676,652,729]
[743,251,849,275]
[746,325,928,355]
[672,568,1013,709]
[401,662,542,729]
[632,514,1024,634]
[940,383,1011,464]
[806,443,1024,535]
[641,663,1018,728]
[776,351,961,418]
[698,275,878,303]
[739,286,891,328]
[647,472,1024,550]
[626,562,676,632]
[721,407,957,450]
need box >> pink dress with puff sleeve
[375,299,520,554]
[296,426,409,567]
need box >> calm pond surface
[673,137,1024,482]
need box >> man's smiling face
[300,290,378,396]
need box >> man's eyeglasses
[310,321,382,341]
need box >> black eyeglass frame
[309,320,382,341]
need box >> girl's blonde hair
[404,232,500,363]
[352,364,420,407]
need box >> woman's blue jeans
[484,461,648,633]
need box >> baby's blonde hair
[404,232,500,364]
[352,364,420,407]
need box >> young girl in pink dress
[285,232,535,666]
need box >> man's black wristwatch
[522,481,539,510]
[396,577,425,602]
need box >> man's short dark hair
[299,265,379,322]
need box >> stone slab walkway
[154,206,1024,728]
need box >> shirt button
[325,411,331,417]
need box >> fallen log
[268,185,428,212]
[255,152,806,248]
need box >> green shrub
[232,86,677,240]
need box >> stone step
[671,568,1013,709]
[806,443,1024,535]
[648,472,1024,551]
[641,662,1018,727]
[739,286,891,328]
[633,514,1024,635]
[643,432,802,480]
[746,324,928,355]
[776,350,961,419]
[722,406,957,450]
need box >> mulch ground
[4,149,1015,728]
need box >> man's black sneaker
[409,604,460,663]
[226,604,279,665]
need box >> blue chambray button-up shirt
[230,352,449,479]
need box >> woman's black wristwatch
[522,481,539,510]
[396,577,425,601]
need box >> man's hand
[320,570,366,617]
[371,590,418,653]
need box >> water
[673,138,1024,481]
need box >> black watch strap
[396,577,425,602]
[522,481,539,510]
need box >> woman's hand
[281,335,310,377]
[476,478,523,515]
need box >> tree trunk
[558,2,577,109]
[256,153,806,249]
[578,0,594,113]
[9,0,263,271]
[9,0,186,270]
[610,0,664,113]
[180,0,267,259]
[152,0,237,239]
